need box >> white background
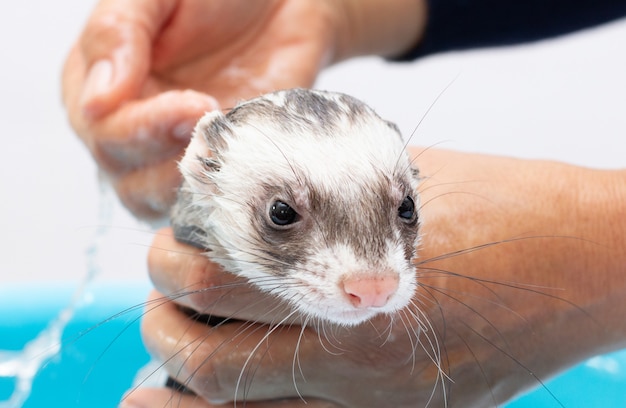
[0,1,624,285]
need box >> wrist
[576,168,626,340]
[327,0,428,63]
[411,149,626,403]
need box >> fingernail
[80,59,113,113]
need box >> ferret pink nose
[342,275,399,308]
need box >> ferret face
[177,89,420,326]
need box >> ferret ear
[193,110,233,154]
[178,110,233,194]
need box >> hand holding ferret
[62,0,336,218]
[134,148,626,407]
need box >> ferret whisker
[416,190,494,214]
[318,314,348,350]
[169,314,285,403]
[302,314,345,356]
[399,140,454,183]
[237,323,279,405]
[414,265,579,408]
[233,309,300,406]
[405,308,448,408]
[67,292,200,385]
[413,285,452,408]
[424,278,530,335]
[70,290,234,394]
[187,191,241,206]
[405,301,447,382]
[148,243,211,258]
[393,77,458,177]
[461,321,567,408]
[418,264,525,309]
[228,305,306,403]
[292,318,311,403]
[453,328,499,408]
[398,305,427,351]
[166,281,253,306]
[394,310,419,372]
[66,294,166,343]
[416,178,486,196]
[233,308,308,404]
[418,235,586,264]
[77,297,174,388]
[417,283,514,354]
[392,141,436,189]
[377,315,398,347]
[416,249,597,324]
[315,321,347,356]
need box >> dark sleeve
[397,0,626,60]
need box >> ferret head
[178,89,420,326]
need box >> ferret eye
[269,200,298,226]
[398,196,416,220]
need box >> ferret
[170,88,421,327]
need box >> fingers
[71,0,177,119]
[110,156,181,219]
[84,90,218,175]
[139,289,433,406]
[121,388,215,408]
[148,228,295,324]
[140,291,324,404]
[121,387,338,408]
[72,88,218,218]
[144,225,442,406]
[70,86,218,218]
[62,0,221,218]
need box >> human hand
[62,0,338,218]
[130,147,626,407]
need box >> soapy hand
[62,0,335,218]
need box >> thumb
[76,0,178,119]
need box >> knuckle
[90,141,127,175]
[175,334,234,403]
[113,172,175,219]
[139,293,234,402]
[185,256,224,310]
